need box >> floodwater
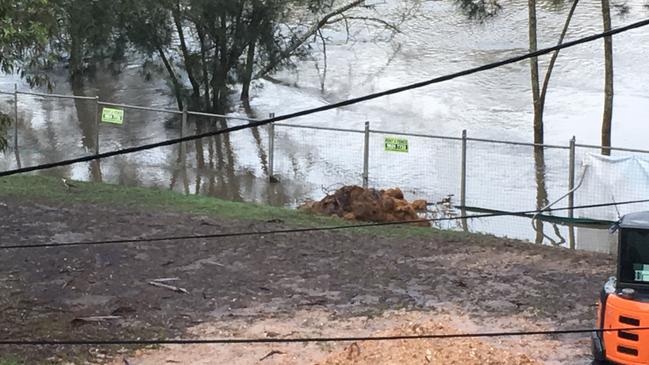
[2,0,649,253]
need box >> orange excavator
[593,212,649,364]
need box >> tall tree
[601,0,613,156]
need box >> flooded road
[2,0,649,253]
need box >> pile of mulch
[300,186,429,226]
[318,321,539,365]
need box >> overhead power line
[2,198,645,250]
[0,18,648,178]
[1,327,648,346]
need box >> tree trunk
[172,2,201,100]
[601,0,614,156]
[528,0,543,145]
[69,23,84,80]
[211,47,224,113]
[197,27,211,109]
[241,41,256,101]
[157,47,184,111]
[216,63,229,115]
[317,30,328,93]
[534,146,549,244]
[211,16,229,114]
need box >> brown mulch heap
[318,321,539,365]
[300,186,429,226]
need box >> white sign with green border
[101,107,124,125]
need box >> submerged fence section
[4,85,649,227]
[269,122,649,225]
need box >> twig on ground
[148,281,189,294]
[260,350,285,361]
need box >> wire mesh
[368,132,462,204]
[273,125,365,203]
[464,140,573,246]
[178,115,274,203]
[82,103,181,188]
[465,141,570,210]
[6,93,97,178]
[0,93,185,186]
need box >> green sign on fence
[101,107,124,125]
[384,137,408,153]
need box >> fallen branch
[260,350,285,361]
[72,316,121,325]
[150,277,180,283]
[148,281,189,294]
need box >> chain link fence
[272,123,366,201]
[0,88,257,193]
[368,130,462,203]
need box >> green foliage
[0,355,22,365]
[0,360,20,365]
[0,0,57,87]
[119,0,172,57]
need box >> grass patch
[0,175,474,239]
[0,357,22,365]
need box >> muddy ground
[0,195,613,364]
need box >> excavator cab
[593,212,649,364]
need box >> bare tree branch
[254,0,366,79]
[315,29,328,92]
[326,15,401,33]
[539,0,579,108]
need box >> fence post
[268,113,275,182]
[363,121,370,188]
[568,136,576,218]
[94,96,100,155]
[13,84,21,168]
[460,129,467,208]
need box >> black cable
[1,18,648,178]
[1,327,648,346]
[1,199,645,250]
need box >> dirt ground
[114,310,566,365]
[0,195,613,364]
